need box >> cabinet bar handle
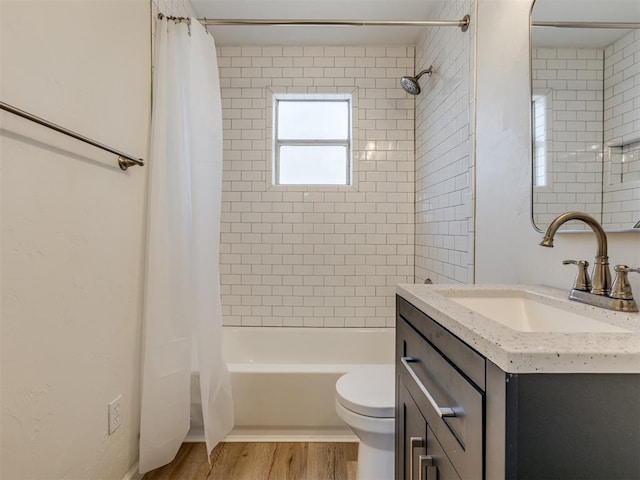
[418,454,435,480]
[401,356,456,418]
[409,436,424,480]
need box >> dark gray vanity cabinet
[395,295,640,480]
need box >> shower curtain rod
[0,101,144,171]
[532,21,640,29]
[197,15,471,32]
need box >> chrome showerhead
[400,76,421,95]
[400,66,433,95]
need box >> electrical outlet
[108,395,122,435]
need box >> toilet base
[355,437,395,480]
[336,400,395,480]
[334,366,396,480]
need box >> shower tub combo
[189,326,395,441]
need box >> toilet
[335,365,395,480]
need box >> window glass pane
[278,146,348,185]
[278,101,349,140]
[532,93,548,187]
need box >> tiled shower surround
[603,29,640,229]
[414,0,476,285]
[605,29,640,148]
[217,46,416,327]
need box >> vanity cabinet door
[397,377,462,480]
[425,425,461,480]
[396,378,427,480]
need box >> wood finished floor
[142,442,358,480]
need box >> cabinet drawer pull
[418,454,435,480]
[401,356,456,418]
[409,437,424,480]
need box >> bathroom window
[532,90,551,188]
[273,94,352,185]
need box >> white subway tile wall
[531,47,604,229]
[603,30,640,229]
[414,0,475,285]
[605,30,640,146]
[217,46,416,327]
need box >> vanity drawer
[397,316,483,480]
[397,295,485,390]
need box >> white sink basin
[448,294,630,333]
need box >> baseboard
[226,427,357,443]
[225,432,358,442]
[122,462,143,480]
[185,426,357,444]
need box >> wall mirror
[530,0,640,232]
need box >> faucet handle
[610,265,640,300]
[563,260,592,291]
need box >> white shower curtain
[139,17,233,474]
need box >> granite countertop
[397,284,640,374]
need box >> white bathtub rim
[221,326,395,365]
[226,362,394,374]
[223,326,394,333]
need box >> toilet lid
[336,365,395,418]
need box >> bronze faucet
[540,211,611,295]
[540,211,638,312]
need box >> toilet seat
[335,365,395,418]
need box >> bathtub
[188,326,395,442]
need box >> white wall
[475,0,640,294]
[0,2,150,479]
[414,0,476,285]
[217,45,415,327]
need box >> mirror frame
[528,0,640,234]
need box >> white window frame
[272,93,353,186]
